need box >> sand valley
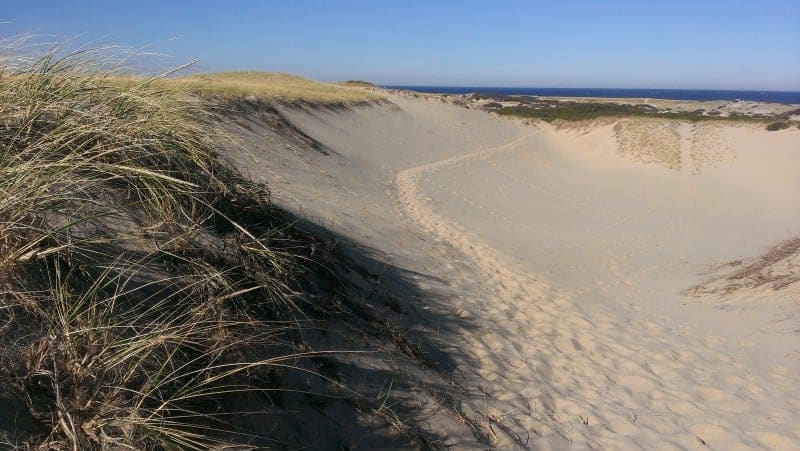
[238,92,800,449]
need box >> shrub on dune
[765,121,790,131]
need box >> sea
[384,86,800,104]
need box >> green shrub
[497,99,771,123]
[338,79,376,87]
[498,101,658,122]
[766,121,790,131]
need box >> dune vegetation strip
[486,97,800,129]
[0,45,389,449]
[163,71,383,105]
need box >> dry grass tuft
[689,237,800,297]
[725,237,800,290]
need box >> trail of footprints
[393,129,799,449]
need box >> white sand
[238,94,800,449]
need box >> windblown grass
[0,43,333,449]
[165,71,383,105]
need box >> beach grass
[0,45,338,449]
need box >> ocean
[384,86,800,104]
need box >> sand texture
[228,94,800,449]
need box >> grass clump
[165,71,383,105]
[0,44,326,449]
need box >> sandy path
[395,129,547,298]
[393,124,800,450]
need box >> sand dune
[409,118,800,449]
[242,93,800,449]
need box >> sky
[3,0,800,90]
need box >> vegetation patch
[614,119,682,169]
[490,96,797,125]
[499,101,660,122]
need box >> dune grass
[0,44,340,449]
[164,71,383,105]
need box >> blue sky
[3,0,799,90]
